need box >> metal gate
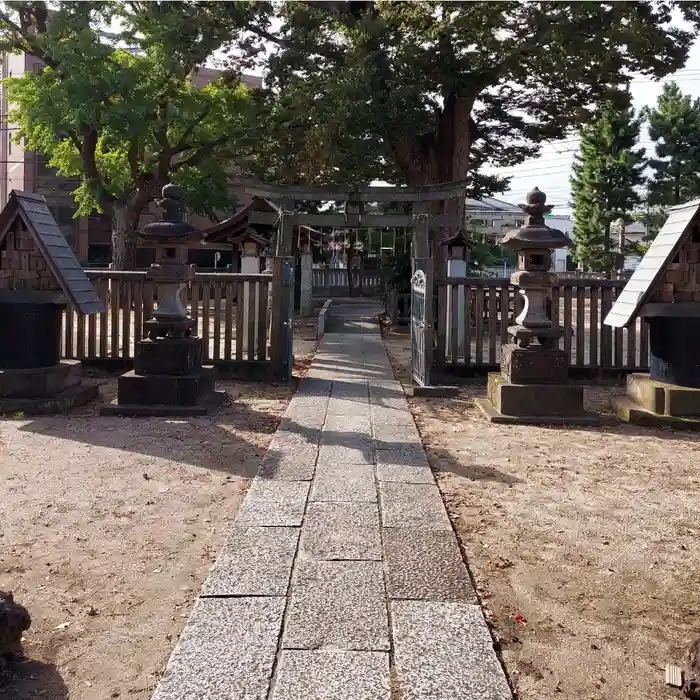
[410,269,430,386]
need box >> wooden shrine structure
[241,179,468,386]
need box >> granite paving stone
[320,429,374,450]
[317,443,374,465]
[372,421,421,444]
[383,528,475,602]
[374,443,428,464]
[326,397,370,415]
[150,597,285,700]
[324,414,372,435]
[201,527,299,597]
[310,463,377,502]
[257,446,318,481]
[300,502,381,560]
[391,600,512,700]
[235,481,310,526]
[375,463,435,484]
[284,560,389,650]
[379,483,452,530]
[371,406,415,425]
[271,651,390,700]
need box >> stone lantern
[101,184,225,416]
[502,187,568,348]
[475,187,597,424]
[441,232,472,358]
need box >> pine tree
[645,82,700,207]
[570,97,646,272]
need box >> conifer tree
[645,82,700,208]
[570,97,646,272]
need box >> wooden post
[270,256,295,380]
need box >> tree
[645,81,700,208]
[220,1,700,230]
[0,2,262,269]
[570,97,647,272]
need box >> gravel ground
[382,327,700,700]
[0,324,319,700]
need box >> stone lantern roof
[500,187,570,251]
[139,184,199,244]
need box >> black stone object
[0,590,31,660]
[116,367,216,407]
[649,316,700,388]
[0,293,64,369]
[133,337,203,376]
[102,182,225,416]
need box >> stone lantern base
[475,342,599,426]
[100,335,226,417]
[611,373,700,430]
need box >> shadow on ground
[0,659,68,700]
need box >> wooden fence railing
[312,267,382,296]
[433,278,648,371]
[62,270,273,363]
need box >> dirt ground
[0,329,318,700]
[383,327,700,700]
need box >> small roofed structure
[0,190,102,413]
[0,190,103,313]
[201,198,323,267]
[604,197,700,427]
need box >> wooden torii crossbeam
[240,179,468,258]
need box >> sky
[483,38,700,216]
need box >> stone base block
[99,390,227,417]
[626,372,700,417]
[133,336,203,376]
[0,383,98,416]
[611,395,700,431]
[409,384,459,398]
[476,373,599,425]
[112,366,217,407]
[0,360,83,398]
[501,344,568,384]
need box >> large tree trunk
[389,93,474,275]
[111,200,138,270]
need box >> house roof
[465,197,523,213]
[201,197,323,246]
[603,197,700,329]
[0,190,104,315]
[229,228,269,247]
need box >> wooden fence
[312,267,382,297]
[62,270,273,364]
[428,278,648,372]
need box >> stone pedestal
[0,360,98,415]
[475,342,598,425]
[611,373,700,429]
[101,336,224,417]
[0,295,98,415]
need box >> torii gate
[240,179,468,383]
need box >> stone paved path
[151,301,512,700]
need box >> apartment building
[0,51,262,265]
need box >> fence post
[270,257,295,381]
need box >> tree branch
[0,8,58,69]
[171,135,228,172]
[172,104,213,153]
